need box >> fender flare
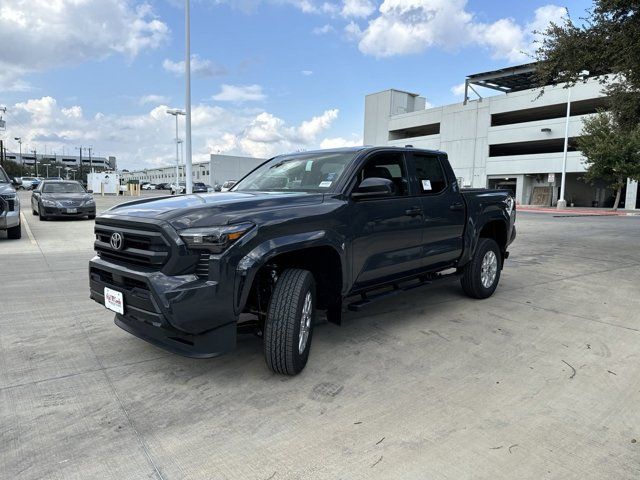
[234,230,347,314]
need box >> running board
[346,271,460,312]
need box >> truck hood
[0,183,16,195]
[102,191,325,229]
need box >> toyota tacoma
[89,147,516,374]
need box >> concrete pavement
[1,191,639,479]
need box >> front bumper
[43,205,95,217]
[0,210,20,229]
[89,256,237,358]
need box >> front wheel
[460,238,502,299]
[263,268,316,375]
[7,223,21,239]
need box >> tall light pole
[184,0,193,194]
[558,70,589,209]
[14,137,22,175]
[32,149,38,177]
[166,109,185,190]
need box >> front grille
[94,223,171,270]
[90,267,149,292]
[195,253,210,279]
[0,195,15,212]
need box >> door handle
[449,202,464,211]
[405,207,423,217]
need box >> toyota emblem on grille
[110,232,124,250]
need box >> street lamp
[167,109,186,190]
[184,0,193,194]
[14,137,22,175]
[557,70,590,209]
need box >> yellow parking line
[20,211,37,246]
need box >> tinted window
[413,154,447,195]
[358,152,409,196]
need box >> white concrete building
[364,64,639,209]
[6,152,116,172]
[121,154,265,187]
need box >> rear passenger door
[409,152,466,269]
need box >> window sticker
[305,160,313,172]
[422,179,432,191]
[319,181,332,188]
[325,172,337,181]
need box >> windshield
[43,182,85,193]
[0,167,9,183]
[233,152,356,193]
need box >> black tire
[7,223,21,239]
[461,238,502,299]
[263,268,316,375]
[88,214,96,220]
[39,203,47,221]
[32,208,37,215]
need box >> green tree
[535,1,640,128]
[578,112,640,210]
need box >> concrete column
[515,175,524,205]
[625,178,638,210]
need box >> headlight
[179,222,254,253]
[84,198,95,206]
[42,199,58,207]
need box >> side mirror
[87,190,93,194]
[352,177,395,199]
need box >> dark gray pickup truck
[89,147,516,374]
[0,166,21,239]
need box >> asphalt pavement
[1,191,639,480]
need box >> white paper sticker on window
[319,181,332,188]
[305,160,313,171]
[422,179,432,191]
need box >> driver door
[350,151,424,289]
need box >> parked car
[193,182,208,193]
[89,147,516,375]
[220,180,236,192]
[19,177,37,190]
[46,177,63,180]
[170,182,186,195]
[156,183,171,190]
[31,180,96,221]
[0,166,21,239]
[205,184,215,193]
[213,183,222,192]
[142,183,157,190]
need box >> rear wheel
[263,268,316,375]
[7,223,21,239]
[461,238,501,299]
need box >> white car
[220,180,237,192]
[142,183,157,190]
[170,182,186,195]
[19,177,37,190]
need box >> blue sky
[0,0,591,169]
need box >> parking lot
[1,190,639,480]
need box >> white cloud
[212,85,267,102]
[162,55,227,78]
[320,136,362,148]
[313,23,335,34]
[451,82,466,97]
[341,0,376,18]
[301,70,314,76]
[3,96,340,168]
[139,94,170,105]
[0,0,169,90]
[351,1,567,62]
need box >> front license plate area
[66,208,77,213]
[104,287,124,314]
